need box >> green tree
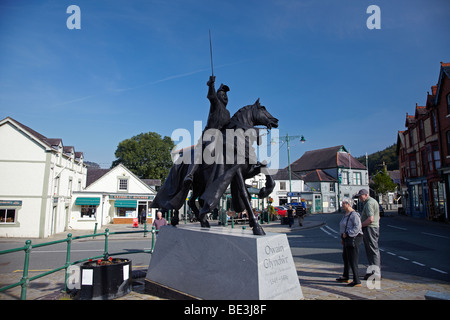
[372,168,397,195]
[112,132,174,181]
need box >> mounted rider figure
[183,75,230,186]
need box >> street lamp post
[275,134,306,204]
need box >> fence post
[64,233,73,293]
[20,240,32,300]
[103,228,109,259]
[144,221,148,238]
[151,226,156,253]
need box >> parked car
[274,206,288,217]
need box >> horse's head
[252,98,279,130]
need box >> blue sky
[1,0,449,169]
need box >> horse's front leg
[234,168,266,236]
[188,192,200,221]
[170,209,179,226]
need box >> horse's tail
[258,174,275,198]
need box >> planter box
[80,258,132,300]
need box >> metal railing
[0,225,158,300]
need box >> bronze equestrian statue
[151,76,278,235]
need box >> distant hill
[355,144,398,176]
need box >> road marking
[325,226,339,234]
[387,225,407,231]
[430,268,448,274]
[382,250,448,275]
[320,227,338,239]
[13,269,52,273]
[421,232,450,240]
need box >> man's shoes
[363,273,382,280]
[347,282,362,287]
[336,277,351,283]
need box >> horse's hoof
[252,224,266,236]
[200,220,210,228]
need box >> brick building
[397,62,450,221]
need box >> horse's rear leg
[188,197,200,221]
[198,202,211,228]
[234,169,265,236]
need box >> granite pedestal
[145,225,303,300]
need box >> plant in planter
[79,257,132,300]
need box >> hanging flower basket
[79,258,132,300]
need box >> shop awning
[75,197,100,206]
[114,200,137,208]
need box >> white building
[0,117,87,238]
[245,169,304,208]
[70,164,157,230]
[269,169,304,206]
[291,145,369,212]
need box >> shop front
[110,194,155,224]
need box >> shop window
[116,207,136,218]
[81,205,96,218]
[0,209,16,223]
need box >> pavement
[1,217,450,300]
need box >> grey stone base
[145,225,303,300]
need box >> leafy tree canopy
[371,167,397,195]
[112,132,174,181]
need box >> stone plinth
[145,225,303,300]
